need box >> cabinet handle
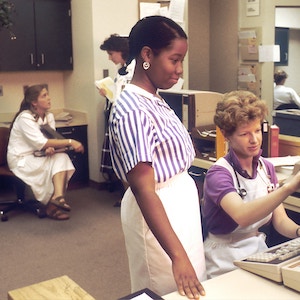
[41,53,45,65]
[30,53,34,65]
[60,130,73,135]
[285,52,288,61]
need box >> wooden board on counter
[8,275,95,300]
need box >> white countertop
[163,269,299,300]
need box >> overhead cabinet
[0,0,73,71]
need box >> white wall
[64,0,138,182]
[276,7,300,29]
[0,72,65,112]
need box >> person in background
[202,90,300,278]
[109,16,206,298]
[99,34,135,101]
[99,34,135,206]
[273,70,300,110]
[7,84,84,220]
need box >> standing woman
[99,34,135,205]
[99,33,135,102]
[7,84,84,220]
[109,16,206,298]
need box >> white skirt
[8,152,75,205]
[121,171,206,296]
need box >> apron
[121,171,206,296]
[204,158,272,278]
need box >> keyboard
[234,237,300,283]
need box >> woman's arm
[272,204,300,238]
[42,138,84,153]
[221,170,300,227]
[127,162,205,299]
[290,88,300,108]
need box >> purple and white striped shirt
[109,84,195,183]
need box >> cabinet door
[0,0,73,71]
[0,0,36,71]
[57,126,89,185]
[34,0,73,70]
[275,27,289,66]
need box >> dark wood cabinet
[275,27,289,66]
[0,0,73,71]
[57,125,89,186]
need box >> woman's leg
[45,171,70,220]
[48,171,71,211]
[52,171,69,199]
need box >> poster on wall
[139,0,186,29]
[246,0,260,17]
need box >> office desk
[163,269,299,300]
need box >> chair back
[0,127,10,166]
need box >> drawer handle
[60,130,73,135]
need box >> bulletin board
[238,27,262,97]
[238,63,261,97]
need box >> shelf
[191,125,227,162]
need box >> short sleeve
[113,109,155,175]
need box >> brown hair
[274,70,287,85]
[214,90,268,136]
[10,84,48,128]
[100,34,129,61]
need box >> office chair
[0,127,46,221]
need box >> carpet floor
[0,186,131,300]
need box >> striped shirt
[108,84,195,183]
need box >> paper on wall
[169,0,185,23]
[258,45,280,62]
[139,3,160,19]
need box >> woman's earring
[143,61,150,70]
